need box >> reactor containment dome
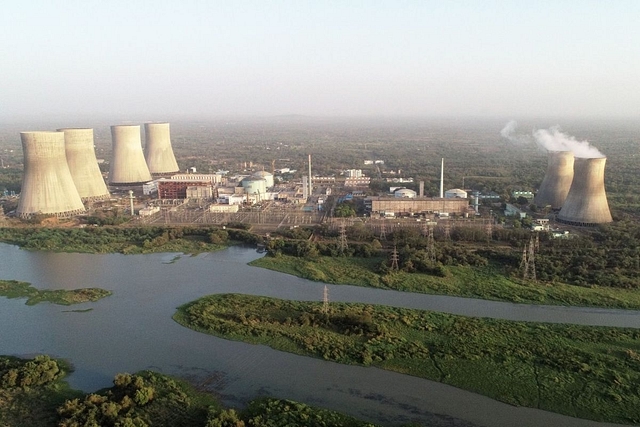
[144,123,179,175]
[534,151,574,209]
[58,128,110,201]
[557,157,612,226]
[109,125,152,185]
[17,131,85,219]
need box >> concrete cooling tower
[557,157,612,226]
[144,123,179,175]
[58,128,110,201]
[534,151,574,209]
[109,125,152,185]
[16,132,85,219]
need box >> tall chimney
[419,180,424,197]
[439,158,444,198]
[308,154,313,198]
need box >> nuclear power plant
[109,125,152,185]
[16,131,85,219]
[58,128,110,201]
[144,123,179,175]
[534,151,574,209]
[557,157,613,226]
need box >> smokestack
[534,151,574,209]
[58,128,110,201]
[308,154,312,198]
[109,125,152,185]
[557,157,612,226]
[144,123,179,175]
[419,180,424,197]
[439,158,444,198]
[17,132,85,219]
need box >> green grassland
[174,293,640,425]
[0,355,381,427]
[0,280,111,306]
[250,254,640,309]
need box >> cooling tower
[58,128,110,201]
[557,157,612,226]
[534,151,574,209]
[144,123,179,175]
[16,132,85,219]
[109,125,152,185]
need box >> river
[0,243,633,427]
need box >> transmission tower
[322,285,329,314]
[390,245,400,271]
[339,220,348,254]
[426,226,436,263]
[534,232,540,251]
[442,220,451,240]
[520,238,537,281]
[421,219,428,237]
[485,218,493,239]
[379,220,387,241]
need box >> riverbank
[174,293,640,425]
[250,255,640,309]
[0,354,380,427]
[0,226,260,255]
[0,280,111,306]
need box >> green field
[0,280,111,306]
[174,293,640,425]
[250,254,640,309]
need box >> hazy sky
[2,1,639,120]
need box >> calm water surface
[0,243,632,427]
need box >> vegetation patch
[175,293,640,425]
[0,226,261,255]
[0,355,380,427]
[0,280,111,306]
[250,254,640,309]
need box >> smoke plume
[500,121,604,158]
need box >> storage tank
[253,170,274,188]
[58,128,110,201]
[534,151,574,209]
[557,157,612,226]
[16,131,85,219]
[109,125,152,185]
[144,123,179,175]
[242,177,267,195]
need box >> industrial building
[557,157,612,226]
[109,125,152,185]
[534,151,574,209]
[252,170,274,188]
[366,197,468,216]
[58,128,110,201]
[17,132,85,219]
[144,123,180,175]
[157,177,214,200]
[445,188,468,199]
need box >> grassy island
[0,355,381,427]
[174,293,640,425]
[0,280,111,306]
[250,254,640,309]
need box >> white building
[445,189,468,199]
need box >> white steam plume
[500,121,604,158]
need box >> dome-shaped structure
[534,151,574,209]
[109,125,152,185]
[253,170,274,188]
[444,188,468,199]
[557,157,612,226]
[394,188,417,198]
[17,131,85,219]
[242,177,267,195]
[144,123,179,175]
[58,128,110,201]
